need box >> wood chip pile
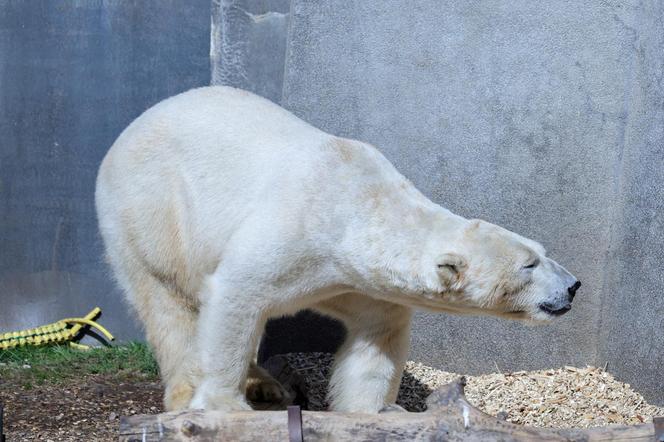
[280,352,663,429]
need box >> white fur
[95,86,578,413]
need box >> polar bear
[95,86,580,413]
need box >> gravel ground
[282,352,664,429]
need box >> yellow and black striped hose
[0,307,114,350]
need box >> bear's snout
[537,280,579,316]
[538,280,581,316]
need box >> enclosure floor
[1,353,662,440]
[0,373,162,441]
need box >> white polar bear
[95,86,580,413]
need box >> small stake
[288,405,303,442]
[0,403,5,442]
[654,416,664,442]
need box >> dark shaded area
[258,311,346,364]
[397,371,434,412]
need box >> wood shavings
[280,352,663,428]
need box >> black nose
[568,280,581,300]
[539,302,572,316]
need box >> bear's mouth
[538,302,572,316]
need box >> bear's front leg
[322,296,412,413]
[189,277,266,411]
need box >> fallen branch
[119,378,657,441]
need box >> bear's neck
[345,187,468,297]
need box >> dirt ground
[0,373,163,441]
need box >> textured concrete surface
[215,0,664,403]
[281,0,614,372]
[211,0,290,102]
[595,0,664,404]
[0,0,210,341]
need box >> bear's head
[422,219,580,323]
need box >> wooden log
[119,378,657,441]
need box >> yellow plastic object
[0,307,115,350]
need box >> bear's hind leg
[117,261,200,411]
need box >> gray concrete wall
[2,0,661,407]
[0,0,210,341]
[213,0,664,404]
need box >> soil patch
[1,372,162,441]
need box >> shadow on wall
[258,311,346,364]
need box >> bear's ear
[437,253,468,288]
